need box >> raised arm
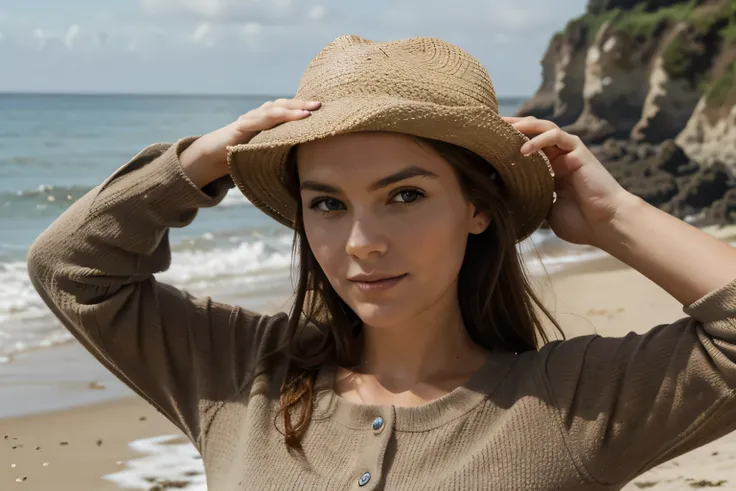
[507,116,736,486]
[27,99,321,449]
[595,191,736,305]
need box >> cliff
[518,0,736,226]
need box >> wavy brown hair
[276,134,563,446]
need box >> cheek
[396,205,470,278]
[303,216,346,275]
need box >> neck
[357,283,488,392]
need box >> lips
[348,273,408,292]
[347,274,404,283]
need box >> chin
[350,300,415,329]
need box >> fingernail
[520,145,531,156]
[307,101,321,107]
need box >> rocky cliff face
[518,0,736,226]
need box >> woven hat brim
[227,96,555,241]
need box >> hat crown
[295,35,499,113]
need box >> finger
[548,148,587,180]
[509,118,559,136]
[520,128,579,156]
[236,105,312,132]
[541,145,567,162]
[269,98,321,110]
[501,116,534,123]
[260,105,314,125]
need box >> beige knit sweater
[27,137,736,490]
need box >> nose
[345,216,388,259]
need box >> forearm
[593,193,736,306]
[28,139,229,289]
[179,128,233,188]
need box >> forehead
[295,132,451,181]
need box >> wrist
[589,191,648,254]
[180,136,230,188]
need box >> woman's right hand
[180,98,321,188]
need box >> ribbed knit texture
[27,139,736,490]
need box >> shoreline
[0,282,296,419]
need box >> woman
[28,35,736,490]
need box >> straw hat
[227,35,555,241]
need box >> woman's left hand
[503,116,634,246]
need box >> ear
[470,208,491,235]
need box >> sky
[0,0,589,97]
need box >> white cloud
[239,22,265,53]
[308,5,326,21]
[33,28,49,48]
[272,0,292,14]
[1,0,591,97]
[141,0,298,23]
[492,4,539,30]
[141,0,220,18]
[110,23,177,53]
[193,23,209,41]
[192,22,214,47]
[186,0,222,18]
[65,24,81,49]
[242,22,262,36]
[382,0,578,32]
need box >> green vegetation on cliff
[662,1,736,81]
[561,0,736,92]
[721,17,736,42]
[565,0,735,47]
[706,60,736,107]
[614,0,698,37]
[564,0,699,43]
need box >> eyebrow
[300,166,439,194]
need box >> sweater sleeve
[544,276,736,486]
[26,138,289,450]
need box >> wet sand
[0,397,178,491]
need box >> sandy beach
[3,238,736,490]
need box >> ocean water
[0,93,575,363]
[103,435,207,491]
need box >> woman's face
[297,132,489,328]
